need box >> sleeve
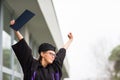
[12,38,34,73]
[54,48,66,67]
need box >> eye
[49,52,56,57]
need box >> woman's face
[42,50,56,64]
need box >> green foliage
[112,74,120,80]
[109,45,120,61]
[109,45,120,80]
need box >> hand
[10,20,24,40]
[68,32,73,40]
[10,20,15,25]
[63,32,73,49]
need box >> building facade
[0,0,69,80]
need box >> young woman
[10,20,73,80]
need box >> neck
[40,59,48,67]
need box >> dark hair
[38,43,56,54]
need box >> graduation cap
[10,9,35,31]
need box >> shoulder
[12,38,25,47]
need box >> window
[1,2,23,80]
[3,72,11,80]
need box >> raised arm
[10,20,23,41]
[10,20,34,73]
[63,32,73,49]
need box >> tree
[109,45,120,80]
